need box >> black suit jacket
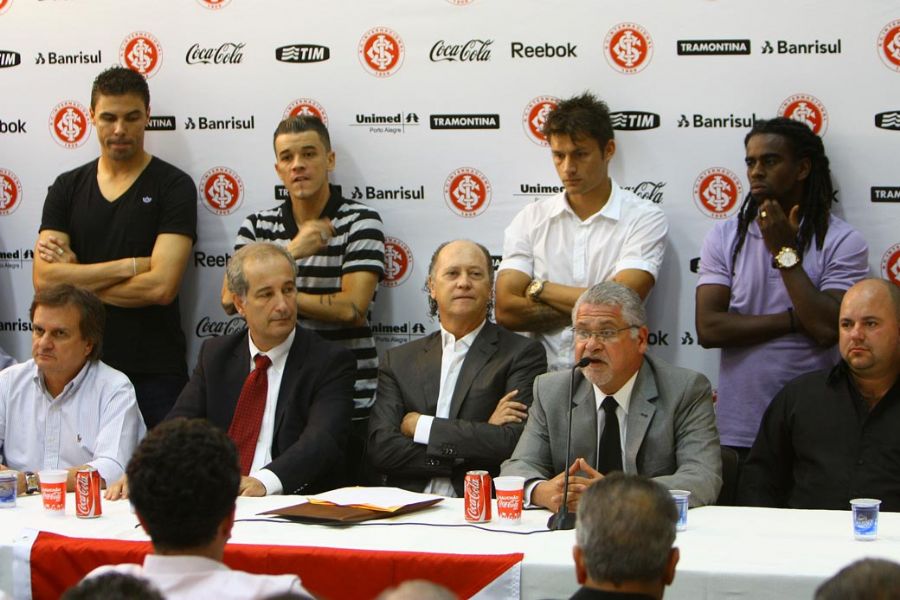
[367,321,547,495]
[168,326,355,494]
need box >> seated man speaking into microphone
[501,282,721,512]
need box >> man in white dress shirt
[0,284,145,495]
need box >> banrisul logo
[610,111,659,131]
[275,44,330,63]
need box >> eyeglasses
[573,326,638,343]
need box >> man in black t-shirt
[33,67,197,428]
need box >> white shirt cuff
[250,468,283,495]
[413,415,434,445]
[524,479,544,508]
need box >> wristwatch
[772,246,800,270]
[526,278,546,301]
[23,471,39,495]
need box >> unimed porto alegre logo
[358,27,404,77]
[120,32,162,78]
[282,98,328,125]
[0,168,22,216]
[522,96,559,146]
[196,0,231,9]
[604,23,653,74]
[48,100,91,149]
[382,237,412,288]
[779,94,828,136]
[199,167,244,216]
[877,20,900,72]
[882,243,900,287]
[444,167,491,218]
[693,167,743,219]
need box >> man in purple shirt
[695,117,868,459]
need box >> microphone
[547,356,591,531]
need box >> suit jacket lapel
[624,360,657,474]
[569,374,599,470]
[419,332,442,414]
[449,323,498,419]
[226,332,253,423]
[273,328,305,435]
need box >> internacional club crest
[604,23,653,74]
[693,167,743,219]
[120,31,162,78]
[282,98,329,125]
[444,167,492,218]
[0,168,22,216]
[877,19,900,72]
[200,167,244,216]
[358,27,405,77]
[382,237,413,288]
[882,243,900,287]
[49,100,91,149]
[779,94,828,136]
[522,96,560,147]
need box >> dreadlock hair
[731,117,833,269]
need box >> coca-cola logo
[465,478,481,512]
[429,39,493,62]
[185,42,245,65]
[196,316,247,338]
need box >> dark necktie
[597,396,623,474]
[228,353,271,476]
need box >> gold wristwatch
[773,246,800,270]
[526,279,545,301]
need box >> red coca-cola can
[75,466,102,518]
[464,470,492,522]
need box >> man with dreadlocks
[695,117,868,462]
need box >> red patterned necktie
[227,353,271,476]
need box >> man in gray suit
[501,282,721,511]
[368,239,547,496]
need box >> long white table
[2,494,900,599]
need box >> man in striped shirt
[222,116,385,482]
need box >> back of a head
[63,573,164,600]
[815,559,900,600]
[376,580,458,600]
[127,419,240,551]
[575,473,677,586]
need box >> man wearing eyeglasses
[501,282,722,512]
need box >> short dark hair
[543,91,614,149]
[62,573,164,600]
[815,558,900,600]
[127,419,240,552]
[91,66,150,111]
[575,473,677,585]
[273,115,331,152]
[424,239,495,319]
[30,284,105,361]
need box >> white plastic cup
[0,470,16,508]
[493,476,525,523]
[850,498,881,541]
[670,490,691,531]
[39,469,68,513]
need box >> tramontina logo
[358,27,404,78]
[676,39,750,55]
[882,244,900,287]
[120,31,162,78]
[48,100,91,149]
[693,167,743,219]
[778,94,828,136]
[0,50,20,68]
[604,23,653,74]
[444,167,491,218]
[871,187,900,203]
[522,95,559,147]
[610,111,660,131]
[275,44,330,63]
[877,20,900,72]
[196,0,231,9]
[200,167,244,216]
[382,237,413,288]
[282,98,328,124]
[0,168,22,216]
[430,113,499,130]
[875,111,900,130]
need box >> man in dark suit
[106,242,355,499]
[367,239,547,496]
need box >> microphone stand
[547,356,590,531]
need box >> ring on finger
[759,210,767,219]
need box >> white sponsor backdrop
[0,0,898,389]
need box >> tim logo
[382,237,413,288]
[522,95,559,147]
[275,44,330,63]
[282,98,328,124]
[0,50,20,68]
[878,20,900,72]
[693,167,743,219]
[199,167,244,216]
[604,23,652,74]
[0,168,22,216]
[358,27,404,78]
[779,94,828,136]
[875,111,900,130]
[48,100,91,149]
[444,167,491,218]
[882,244,900,287]
[196,0,231,9]
[610,111,660,131]
[120,32,162,78]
